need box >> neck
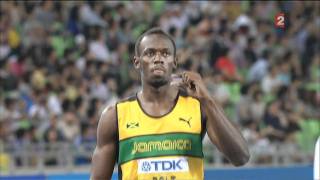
[140,82,178,103]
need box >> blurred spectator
[261,64,282,94]
[67,5,82,35]
[79,2,106,27]
[89,28,111,62]
[247,49,270,82]
[263,100,288,141]
[236,84,253,125]
[28,92,49,124]
[211,71,231,105]
[215,47,242,82]
[43,114,64,142]
[250,89,266,122]
[244,37,258,64]
[58,111,80,143]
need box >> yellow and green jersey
[116,91,205,180]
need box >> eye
[146,51,154,57]
[162,51,170,57]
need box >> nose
[154,52,163,64]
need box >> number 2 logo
[275,13,285,28]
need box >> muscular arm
[91,105,117,180]
[202,97,250,166]
[180,71,250,166]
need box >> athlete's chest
[118,103,201,140]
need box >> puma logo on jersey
[179,117,191,127]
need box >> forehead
[140,34,174,52]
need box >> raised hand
[171,71,211,101]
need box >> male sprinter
[91,28,250,180]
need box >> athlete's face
[134,34,177,88]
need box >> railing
[0,141,314,175]
[1,142,95,175]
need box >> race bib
[138,157,189,174]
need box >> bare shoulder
[91,104,118,179]
[100,104,117,123]
[97,104,118,146]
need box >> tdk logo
[142,160,182,171]
[138,157,189,174]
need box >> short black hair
[135,27,176,57]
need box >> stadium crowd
[0,1,319,166]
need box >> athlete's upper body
[90,27,250,180]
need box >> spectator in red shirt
[215,47,242,82]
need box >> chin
[148,77,168,88]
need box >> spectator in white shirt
[261,65,282,94]
[248,49,270,82]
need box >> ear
[173,56,178,70]
[133,56,141,70]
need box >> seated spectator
[215,47,242,82]
[263,100,288,142]
[43,114,64,142]
[261,65,282,94]
[58,111,80,143]
[262,98,302,162]
[250,90,266,123]
[236,84,253,125]
[247,49,270,82]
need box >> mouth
[151,66,166,74]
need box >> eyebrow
[142,48,171,53]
